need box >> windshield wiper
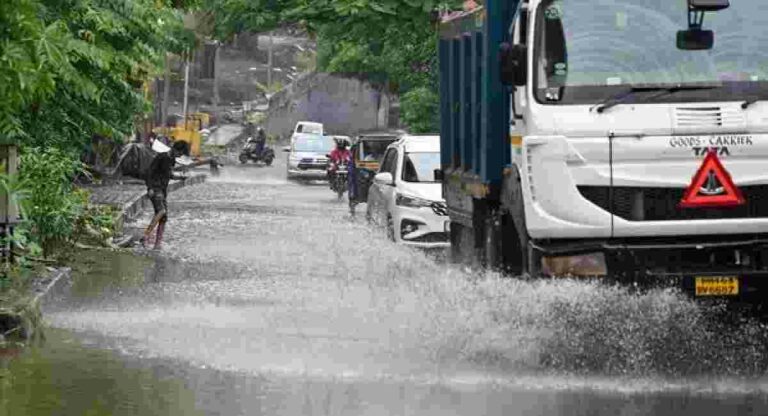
[591,84,720,114]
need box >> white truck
[439,0,768,301]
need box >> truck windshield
[534,0,768,104]
[294,135,334,152]
[402,152,441,183]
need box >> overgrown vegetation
[0,0,198,328]
[16,149,86,257]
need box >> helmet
[257,126,264,133]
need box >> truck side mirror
[434,169,444,182]
[500,42,527,87]
[677,29,714,50]
[689,0,729,11]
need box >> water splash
[51,176,768,395]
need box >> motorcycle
[327,161,349,201]
[239,138,275,166]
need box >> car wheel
[239,154,248,164]
[386,215,396,242]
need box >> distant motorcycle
[239,138,275,166]
[328,162,349,201]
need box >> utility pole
[212,41,220,126]
[267,30,274,88]
[182,54,190,130]
[162,53,171,128]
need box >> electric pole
[182,54,190,130]
[212,41,220,126]
[267,30,274,88]
[162,53,171,128]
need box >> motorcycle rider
[327,138,351,189]
[255,126,267,155]
[348,143,360,215]
[328,138,351,173]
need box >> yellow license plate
[695,276,739,296]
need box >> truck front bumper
[535,234,768,303]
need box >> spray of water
[55,176,768,390]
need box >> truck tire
[450,222,475,265]
[484,212,502,271]
[500,169,541,278]
[450,224,463,264]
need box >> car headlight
[395,193,433,208]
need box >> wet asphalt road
[36,157,768,415]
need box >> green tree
[1,0,196,152]
[0,0,197,260]
[207,0,461,132]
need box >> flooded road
[8,157,768,415]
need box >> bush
[400,86,439,134]
[18,148,86,257]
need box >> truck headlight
[396,193,433,208]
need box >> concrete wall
[264,73,395,141]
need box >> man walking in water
[141,138,189,249]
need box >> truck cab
[440,0,768,300]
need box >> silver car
[284,134,336,180]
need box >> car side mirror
[677,29,714,50]
[434,169,444,182]
[500,42,527,87]
[374,172,394,186]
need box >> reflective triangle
[679,150,745,209]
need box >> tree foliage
[0,0,195,152]
[0,1,197,262]
[207,0,462,132]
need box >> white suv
[366,135,449,248]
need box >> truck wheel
[499,211,540,278]
[500,169,542,278]
[450,224,462,264]
[450,222,474,265]
[484,213,502,271]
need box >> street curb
[113,174,207,232]
[1,267,71,342]
[31,267,71,307]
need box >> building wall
[264,73,395,141]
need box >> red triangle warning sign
[679,149,745,209]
